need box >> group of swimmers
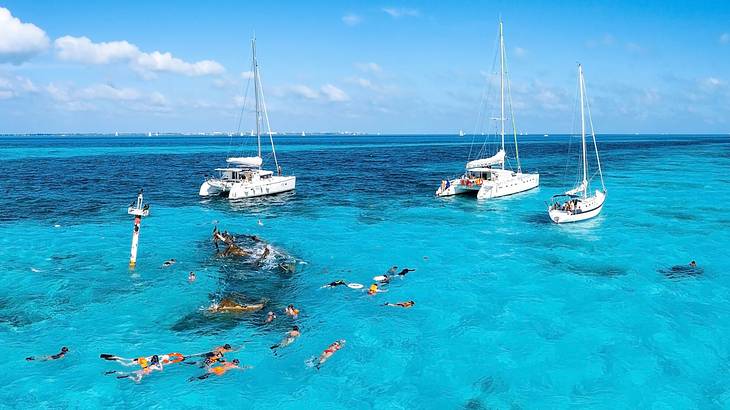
[323,265,416,308]
[99,343,247,382]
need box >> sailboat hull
[477,172,539,199]
[228,175,296,199]
[548,190,606,224]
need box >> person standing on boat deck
[26,346,68,361]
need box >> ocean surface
[1,133,729,409]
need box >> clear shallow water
[1,134,729,409]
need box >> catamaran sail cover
[466,150,505,170]
[226,156,263,168]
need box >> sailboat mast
[579,64,588,197]
[252,38,262,159]
[499,20,505,170]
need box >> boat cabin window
[261,173,271,179]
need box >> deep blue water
[1,134,729,408]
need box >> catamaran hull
[228,176,296,199]
[548,190,606,224]
[199,180,232,196]
[435,179,480,197]
[477,173,539,200]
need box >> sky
[0,0,729,134]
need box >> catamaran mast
[579,64,588,198]
[499,20,505,170]
[252,38,262,160]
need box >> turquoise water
[1,134,729,408]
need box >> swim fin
[99,354,116,360]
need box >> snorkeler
[189,359,249,381]
[100,352,185,367]
[323,280,348,288]
[106,355,163,382]
[384,301,415,308]
[26,346,68,361]
[270,326,301,354]
[188,271,196,283]
[285,304,300,319]
[313,340,345,369]
[660,260,703,278]
[162,258,176,268]
[266,311,276,323]
[368,283,386,295]
[397,268,415,276]
[183,344,234,367]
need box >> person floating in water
[184,344,234,367]
[397,268,415,276]
[26,346,68,361]
[189,359,249,381]
[100,352,185,367]
[162,259,176,268]
[188,271,196,283]
[384,301,415,308]
[386,266,398,275]
[368,283,386,295]
[285,304,300,319]
[323,280,348,288]
[313,340,345,369]
[106,355,163,382]
[265,311,276,323]
[271,326,301,355]
[660,260,703,278]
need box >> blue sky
[0,1,728,134]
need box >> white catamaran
[436,21,539,200]
[199,38,296,199]
[547,64,606,224]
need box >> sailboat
[436,21,539,199]
[199,38,296,199]
[547,64,606,224]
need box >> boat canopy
[226,156,262,168]
[466,150,505,170]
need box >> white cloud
[721,33,730,44]
[288,84,320,100]
[0,7,50,64]
[54,36,137,64]
[625,42,644,54]
[241,71,254,79]
[275,83,350,103]
[321,84,350,102]
[382,7,420,18]
[355,62,382,74]
[0,74,38,98]
[342,13,362,26]
[513,47,527,58]
[699,77,726,91]
[78,84,141,101]
[45,82,170,112]
[54,35,225,77]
